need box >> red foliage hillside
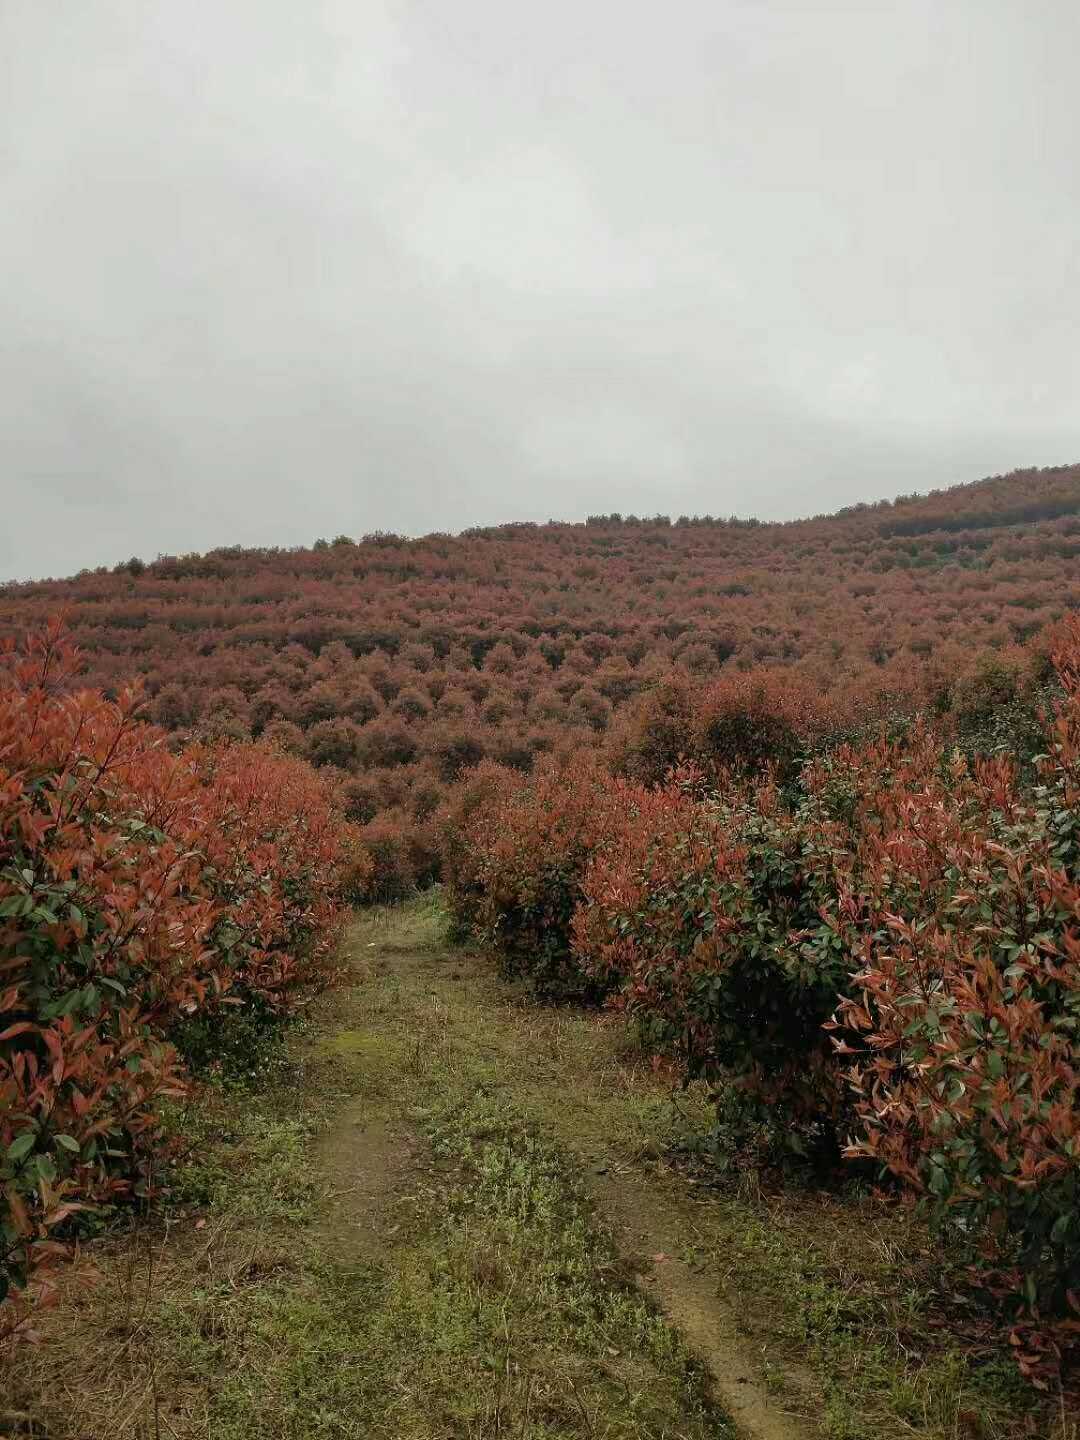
[2,464,1078,882]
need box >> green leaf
[1051,1212,1073,1244]
[7,1131,37,1164]
[54,1134,81,1154]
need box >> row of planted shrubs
[443,619,1080,1377]
[290,633,1060,907]
[1,622,362,1336]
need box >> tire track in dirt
[589,1170,813,1440]
[314,925,818,1440]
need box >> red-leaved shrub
[836,623,1080,1371]
[442,756,629,994]
[1,622,355,1337]
[450,619,1080,1370]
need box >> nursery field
[2,464,1079,898]
[3,468,1080,1436]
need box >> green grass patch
[4,896,731,1440]
[675,1187,1035,1440]
[192,1089,729,1440]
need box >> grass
[3,894,730,1440]
[673,1185,1035,1440]
[341,897,1074,1440]
[173,1090,728,1439]
[3,892,1073,1440]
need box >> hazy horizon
[4,2,1080,581]
[5,458,1080,585]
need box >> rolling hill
[3,462,1079,884]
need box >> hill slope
[3,463,1079,873]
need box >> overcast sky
[2,2,1079,580]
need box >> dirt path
[589,1175,812,1440]
[315,907,817,1440]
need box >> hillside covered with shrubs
[3,464,1080,1385]
[2,465,1079,897]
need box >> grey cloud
[2,0,1079,579]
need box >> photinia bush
[351,812,418,902]
[455,617,1080,1370]
[1,621,355,1337]
[573,763,864,1156]
[837,622,1080,1368]
[443,756,631,995]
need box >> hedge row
[445,618,1080,1377]
[1,622,358,1336]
